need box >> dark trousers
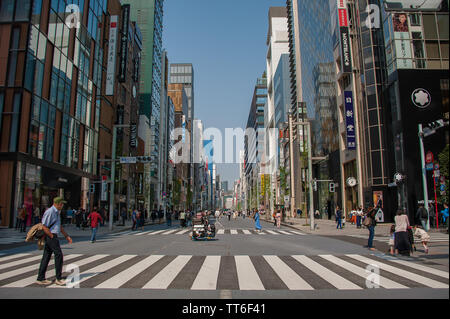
[336,218,342,229]
[356,216,362,228]
[368,225,375,248]
[37,235,63,281]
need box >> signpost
[433,163,440,229]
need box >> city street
[0,215,448,299]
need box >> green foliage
[438,144,449,204]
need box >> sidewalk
[0,218,170,241]
[261,214,447,237]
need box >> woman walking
[364,207,377,251]
[252,209,262,232]
[394,209,412,256]
[275,209,281,228]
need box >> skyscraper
[122,0,164,211]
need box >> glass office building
[0,0,108,226]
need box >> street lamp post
[109,124,131,231]
[289,117,315,231]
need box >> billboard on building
[106,16,118,96]
[384,0,444,11]
[337,0,352,73]
[118,5,130,83]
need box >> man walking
[179,211,186,227]
[87,207,103,243]
[36,197,72,286]
[416,204,429,231]
[336,205,343,230]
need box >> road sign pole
[433,172,439,230]
[109,125,117,231]
[418,124,429,226]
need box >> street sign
[120,157,137,164]
[425,151,433,164]
[426,163,434,171]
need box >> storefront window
[423,14,438,39]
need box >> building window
[423,14,438,39]
[9,93,22,152]
[0,0,14,22]
[7,28,20,87]
[14,0,31,21]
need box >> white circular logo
[394,173,404,183]
[346,177,357,187]
[411,88,431,108]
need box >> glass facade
[296,0,339,157]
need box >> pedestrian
[180,210,186,227]
[120,206,126,226]
[36,197,72,286]
[440,203,448,233]
[166,210,172,227]
[33,206,41,225]
[139,210,145,230]
[158,209,164,224]
[272,211,277,226]
[228,211,231,221]
[416,204,429,231]
[407,225,416,254]
[151,209,156,224]
[356,206,363,229]
[19,205,27,232]
[131,209,137,231]
[87,207,103,243]
[297,208,302,218]
[335,205,343,230]
[363,207,377,251]
[252,209,262,232]
[82,209,89,230]
[394,209,411,256]
[114,207,119,223]
[388,224,395,255]
[75,208,82,229]
[414,225,430,254]
[276,209,281,228]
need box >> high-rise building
[244,74,267,210]
[265,7,289,214]
[286,0,341,216]
[0,0,143,226]
[122,0,164,211]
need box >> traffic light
[427,119,445,129]
[89,184,95,194]
[137,156,152,163]
[313,179,317,192]
[329,182,335,193]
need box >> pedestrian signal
[329,182,335,193]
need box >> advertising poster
[393,13,413,69]
[373,191,384,222]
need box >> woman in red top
[88,207,103,243]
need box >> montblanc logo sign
[411,88,431,108]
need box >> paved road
[0,215,448,299]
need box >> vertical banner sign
[130,123,137,148]
[101,175,108,201]
[344,91,356,150]
[337,0,352,73]
[119,5,130,82]
[106,16,118,96]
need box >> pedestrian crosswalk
[0,252,447,290]
[348,233,449,244]
[121,228,307,236]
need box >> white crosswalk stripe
[347,254,448,289]
[348,234,448,243]
[217,229,225,234]
[120,228,307,236]
[191,256,221,290]
[143,255,192,289]
[1,253,447,291]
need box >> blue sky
[163,0,286,186]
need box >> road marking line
[320,255,407,289]
[146,230,166,236]
[174,229,191,235]
[235,256,265,290]
[263,255,314,290]
[289,231,306,235]
[48,255,136,288]
[347,254,449,289]
[191,256,221,290]
[278,230,293,235]
[292,255,362,290]
[0,253,30,263]
[134,230,155,236]
[0,255,40,270]
[143,255,192,289]
[161,229,178,235]
[242,230,251,235]
[1,254,85,287]
[230,230,238,235]
[265,230,279,235]
[94,255,164,289]
[217,229,225,234]
[386,258,449,279]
